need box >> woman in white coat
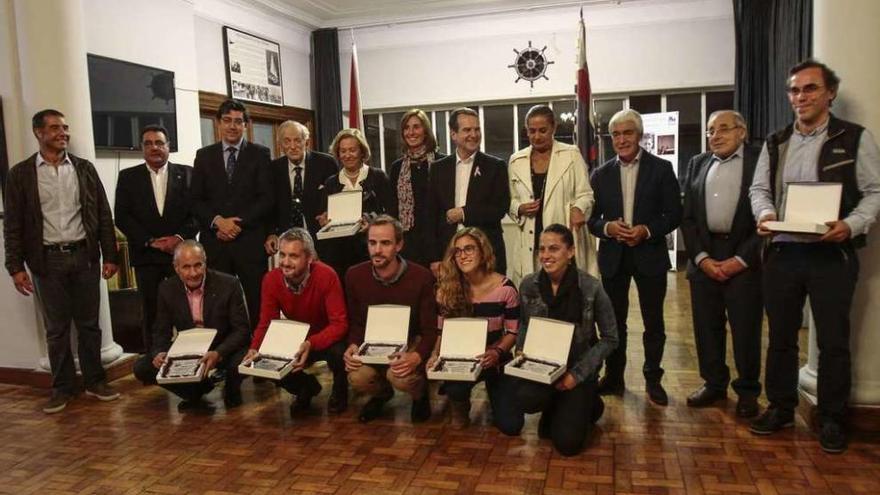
[508,105,597,284]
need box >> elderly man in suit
[191,99,273,332]
[428,107,510,274]
[680,110,762,417]
[3,109,120,414]
[132,240,250,409]
[115,125,197,352]
[587,109,682,405]
[264,120,338,255]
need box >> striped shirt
[439,278,520,343]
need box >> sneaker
[819,421,847,454]
[749,407,794,435]
[43,392,71,414]
[411,393,431,423]
[85,382,121,402]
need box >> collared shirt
[750,119,880,242]
[283,264,311,295]
[705,145,744,234]
[223,138,244,162]
[454,150,475,209]
[337,164,369,191]
[148,162,169,216]
[185,277,206,327]
[371,256,408,287]
[36,152,86,244]
[618,150,642,226]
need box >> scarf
[538,264,582,325]
[397,146,433,231]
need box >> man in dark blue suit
[191,99,273,332]
[587,109,682,405]
[115,125,198,352]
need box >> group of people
[3,58,877,455]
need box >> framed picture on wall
[222,26,284,106]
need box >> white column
[800,0,880,405]
[12,0,123,366]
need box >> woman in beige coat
[508,105,597,284]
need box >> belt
[44,240,87,252]
[710,233,731,240]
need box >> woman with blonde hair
[508,104,597,284]
[429,227,522,433]
[388,109,445,268]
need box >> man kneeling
[133,240,249,409]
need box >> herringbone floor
[1,272,878,494]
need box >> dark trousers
[602,247,667,383]
[444,368,523,436]
[763,242,858,423]
[133,347,247,401]
[134,263,176,353]
[515,377,600,456]
[206,246,265,333]
[276,341,347,397]
[688,238,763,398]
[31,248,106,395]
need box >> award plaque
[427,318,487,382]
[504,317,573,384]
[239,320,309,380]
[317,191,362,240]
[157,328,217,384]
[765,182,842,235]
[356,304,411,364]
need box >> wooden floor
[1,272,879,495]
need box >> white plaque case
[238,320,310,380]
[764,182,842,235]
[427,318,488,382]
[356,304,411,364]
[317,191,363,240]
[157,328,217,384]
[504,317,574,385]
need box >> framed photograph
[222,26,284,106]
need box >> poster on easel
[639,111,679,270]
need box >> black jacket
[269,151,338,239]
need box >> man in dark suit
[4,109,120,414]
[115,125,197,352]
[264,120,337,255]
[191,99,273,332]
[587,109,682,405]
[681,110,762,417]
[428,107,510,274]
[132,240,250,408]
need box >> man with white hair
[587,109,682,405]
[264,120,338,254]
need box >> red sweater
[251,261,348,352]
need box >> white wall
[340,0,735,110]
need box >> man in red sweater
[245,228,348,415]
[343,215,438,423]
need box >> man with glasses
[680,111,762,418]
[264,120,338,255]
[192,99,273,332]
[587,109,682,406]
[115,125,198,352]
[749,59,880,453]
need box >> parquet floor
[1,272,879,494]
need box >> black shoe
[537,412,552,439]
[735,395,759,418]
[327,388,349,414]
[223,387,243,408]
[819,421,847,454]
[749,407,794,435]
[178,398,214,412]
[358,394,392,423]
[597,376,625,396]
[686,386,727,408]
[290,375,322,416]
[646,381,668,406]
[591,396,605,423]
[411,393,431,423]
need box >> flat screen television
[87,54,178,152]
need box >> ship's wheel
[508,41,553,88]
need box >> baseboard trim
[0,354,137,389]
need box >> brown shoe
[42,392,72,414]
[449,399,471,428]
[85,382,120,402]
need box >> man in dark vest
[749,59,880,454]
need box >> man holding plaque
[749,60,880,453]
[245,228,349,415]
[343,215,438,423]
[133,240,250,409]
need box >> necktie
[226,148,237,182]
[291,166,305,228]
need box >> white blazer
[508,141,597,283]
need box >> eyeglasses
[220,116,246,126]
[787,84,824,97]
[705,125,742,138]
[453,245,478,258]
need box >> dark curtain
[733,0,812,143]
[311,28,343,154]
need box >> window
[705,91,735,148]
[251,122,275,159]
[199,117,216,148]
[629,94,661,114]
[432,111,448,155]
[483,104,514,163]
[383,112,404,171]
[594,98,624,164]
[551,99,576,145]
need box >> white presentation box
[427,318,488,382]
[317,191,363,240]
[238,320,310,380]
[765,182,842,235]
[157,328,217,384]
[504,317,574,385]
[356,304,411,364]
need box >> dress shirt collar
[456,150,476,165]
[148,161,169,174]
[616,149,642,167]
[371,256,408,286]
[36,151,72,168]
[793,117,829,138]
[711,144,744,164]
[223,137,244,153]
[283,264,312,295]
